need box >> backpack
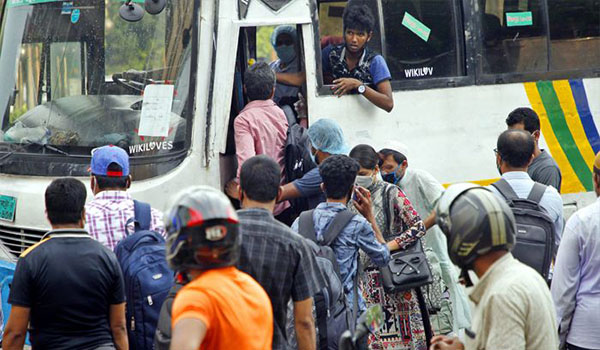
[114,200,174,350]
[285,122,316,215]
[491,179,556,280]
[298,209,357,350]
[153,282,184,350]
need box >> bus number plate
[0,195,17,222]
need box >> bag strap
[527,183,547,204]
[298,210,317,242]
[133,200,152,231]
[352,258,360,332]
[314,293,329,350]
[322,210,355,246]
[491,178,519,201]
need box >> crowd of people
[0,4,598,350]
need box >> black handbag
[379,239,433,293]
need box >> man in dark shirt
[3,178,127,350]
[236,155,324,350]
[506,107,562,192]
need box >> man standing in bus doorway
[506,107,562,192]
[270,26,300,109]
[378,141,473,337]
[276,5,394,113]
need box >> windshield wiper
[24,142,71,156]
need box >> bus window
[50,42,84,100]
[479,0,548,74]
[380,0,465,80]
[548,0,600,71]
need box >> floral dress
[350,180,428,350]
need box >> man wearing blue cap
[85,145,165,250]
[280,118,349,210]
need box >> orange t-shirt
[172,266,273,350]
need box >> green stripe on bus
[536,81,593,191]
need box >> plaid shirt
[237,208,325,350]
[85,191,165,250]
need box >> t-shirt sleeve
[321,45,332,74]
[293,168,323,197]
[370,55,392,85]
[171,288,213,329]
[110,255,126,305]
[291,240,325,302]
[8,257,33,307]
[536,166,562,193]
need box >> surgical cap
[308,119,349,155]
[270,25,297,47]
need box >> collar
[340,46,368,68]
[469,253,514,305]
[242,99,276,111]
[237,208,274,218]
[42,229,91,240]
[398,168,412,187]
[94,190,132,201]
[316,202,347,211]
[501,171,531,181]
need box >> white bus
[0,0,598,256]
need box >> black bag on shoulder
[153,282,184,350]
[379,239,433,293]
[285,123,316,215]
[491,178,555,280]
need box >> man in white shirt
[551,151,600,350]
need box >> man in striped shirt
[85,145,164,250]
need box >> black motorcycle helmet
[165,186,240,272]
[436,184,516,270]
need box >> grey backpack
[491,179,555,280]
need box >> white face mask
[355,174,375,188]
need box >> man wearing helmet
[430,185,558,350]
[165,187,273,350]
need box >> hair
[506,107,541,134]
[239,155,281,203]
[319,155,360,200]
[378,148,407,167]
[497,129,535,168]
[244,62,276,101]
[349,144,379,170]
[343,4,375,33]
[94,163,129,189]
[45,178,87,225]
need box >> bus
[0,0,598,257]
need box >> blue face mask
[275,44,296,65]
[381,166,400,184]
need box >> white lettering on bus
[404,67,434,78]
[129,141,174,154]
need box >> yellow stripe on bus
[552,80,597,169]
[524,82,585,194]
[442,178,500,188]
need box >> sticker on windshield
[7,0,63,8]
[61,2,73,14]
[138,85,175,138]
[506,12,533,27]
[71,8,80,23]
[402,12,431,42]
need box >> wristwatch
[357,84,366,95]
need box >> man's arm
[294,298,316,350]
[170,318,208,350]
[279,182,303,202]
[3,305,30,350]
[233,117,256,179]
[276,72,306,87]
[331,78,394,113]
[109,303,128,350]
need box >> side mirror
[119,1,145,22]
[145,0,167,15]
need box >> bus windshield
[0,0,195,158]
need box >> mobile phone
[353,187,360,202]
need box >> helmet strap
[460,267,474,287]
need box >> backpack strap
[527,183,547,204]
[321,210,355,246]
[133,200,152,231]
[314,293,329,350]
[298,210,317,242]
[490,178,519,202]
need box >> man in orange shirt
[165,186,273,350]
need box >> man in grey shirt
[506,107,562,192]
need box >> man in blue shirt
[276,5,394,112]
[292,155,392,316]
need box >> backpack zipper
[131,316,135,331]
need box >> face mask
[355,175,375,188]
[275,44,296,64]
[310,149,318,165]
[381,166,401,184]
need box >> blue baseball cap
[90,145,130,177]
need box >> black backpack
[153,282,184,350]
[491,179,556,280]
[285,122,316,214]
[298,209,357,350]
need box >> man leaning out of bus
[276,5,394,113]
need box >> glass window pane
[381,0,463,80]
[548,0,600,71]
[480,0,548,74]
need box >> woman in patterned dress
[349,144,429,350]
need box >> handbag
[379,239,434,293]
